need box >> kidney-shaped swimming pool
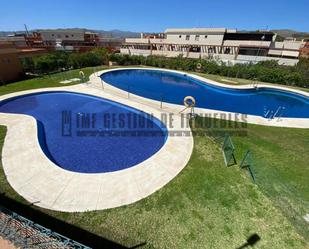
[0,91,167,173]
[101,69,309,119]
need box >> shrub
[111,55,309,88]
[22,50,309,88]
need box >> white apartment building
[37,29,100,46]
[121,28,304,66]
[38,29,85,42]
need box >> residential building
[300,41,309,58]
[0,41,47,83]
[1,33,28,46]
[121,28,305,66]
[0,42,24,83]
[37,29,100,47]
[0,29,102,51]
[98,37,123,51]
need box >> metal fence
[0,205,91,249]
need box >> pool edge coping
[96,67,309,128]
[0,85,194,212]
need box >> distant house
[0,42,24,83]
[300,40,309,58]
[121,28,305,66]
[0,41,47,83]
[37,29,122,50]
[0,29,123,52]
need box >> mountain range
[270,29,309,40]
[0,29,140,38]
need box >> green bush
[110,54,309,88]
[22,51,309,88]
[67,48,110,68]
[23,48,110,74]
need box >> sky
[0,0,308,32]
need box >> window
[186,35,190,41]
[204,35,208,39]
[65,35,69,38]
[72,34,74,37]
[224,48,231,54]
[52,34,54,37]
[191,46,201,52]
[195,35,200,41]
[179,35,182,38]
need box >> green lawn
[0,66,108,96]
[0,65,307,97]
[0,68,308,248]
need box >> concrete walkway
[96,67,309,128]
[0,79,193,212]
[0,67,308,213]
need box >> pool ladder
[252,81,259,89]
[265,106,285,121]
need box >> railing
[273,106,285,121]
[127,84,168,108]
[0,205,91,249]
[96,78,174,111]
[96,76,289,123]
[252,80,259,88]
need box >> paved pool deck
[0,67,308,213]
[96,67,309,129]
[0,82,193,212]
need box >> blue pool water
[0,92,167,173]
[101,69,309,118]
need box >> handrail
[275,106,286,121]
[273,106,282,119]
[126,83,165,109]
[252,80,259,88]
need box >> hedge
[110,54,309,88]
[22,50,309,88]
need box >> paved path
[1,67,307,213]
[95,67,309,128]
[0,75,193,212]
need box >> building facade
[0,42,47,83]
[0,29,102,51]
[37,29,100,47]
[121,28,305,66]
[300,41,309,58]
[0,42,24,83]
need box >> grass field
[0,67,308,248]
[0,66,108,96]
[0,65,307,97]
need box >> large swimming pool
[0,91,167,173]
[101,69,309,118]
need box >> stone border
[0,84,193,212]
[97,67,309,128]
